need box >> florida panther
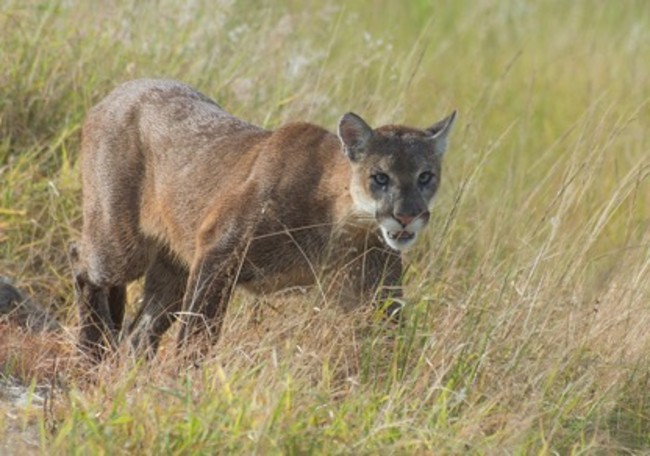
[73,79,456,361]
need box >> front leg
[176,205,258,358]
[176,248,240,356]
[331,238,404,319]
[175,181,266,360]
[360,245,404,319]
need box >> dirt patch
[0,376,48,455]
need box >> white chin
[381,228,418,252]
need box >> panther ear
[338,112,374,162]
[426,110,457,157]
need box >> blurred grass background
[1,0,649,453]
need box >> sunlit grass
[1,0,649,453]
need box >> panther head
[338,110,457,251]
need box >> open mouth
[387,231,415,242]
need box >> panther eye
[372,173,390,186]
[418,171,434,186]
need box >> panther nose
[394,214,415,227]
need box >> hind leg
[129,250,187,358]
[108,285,126,333]
[76,120,152,361]
[74,269,116,361]
[72,230,149,362]
[70,242,114,360]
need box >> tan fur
[73,79,456,360]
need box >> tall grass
[1,0,649,453]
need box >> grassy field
[1,0,649,453]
